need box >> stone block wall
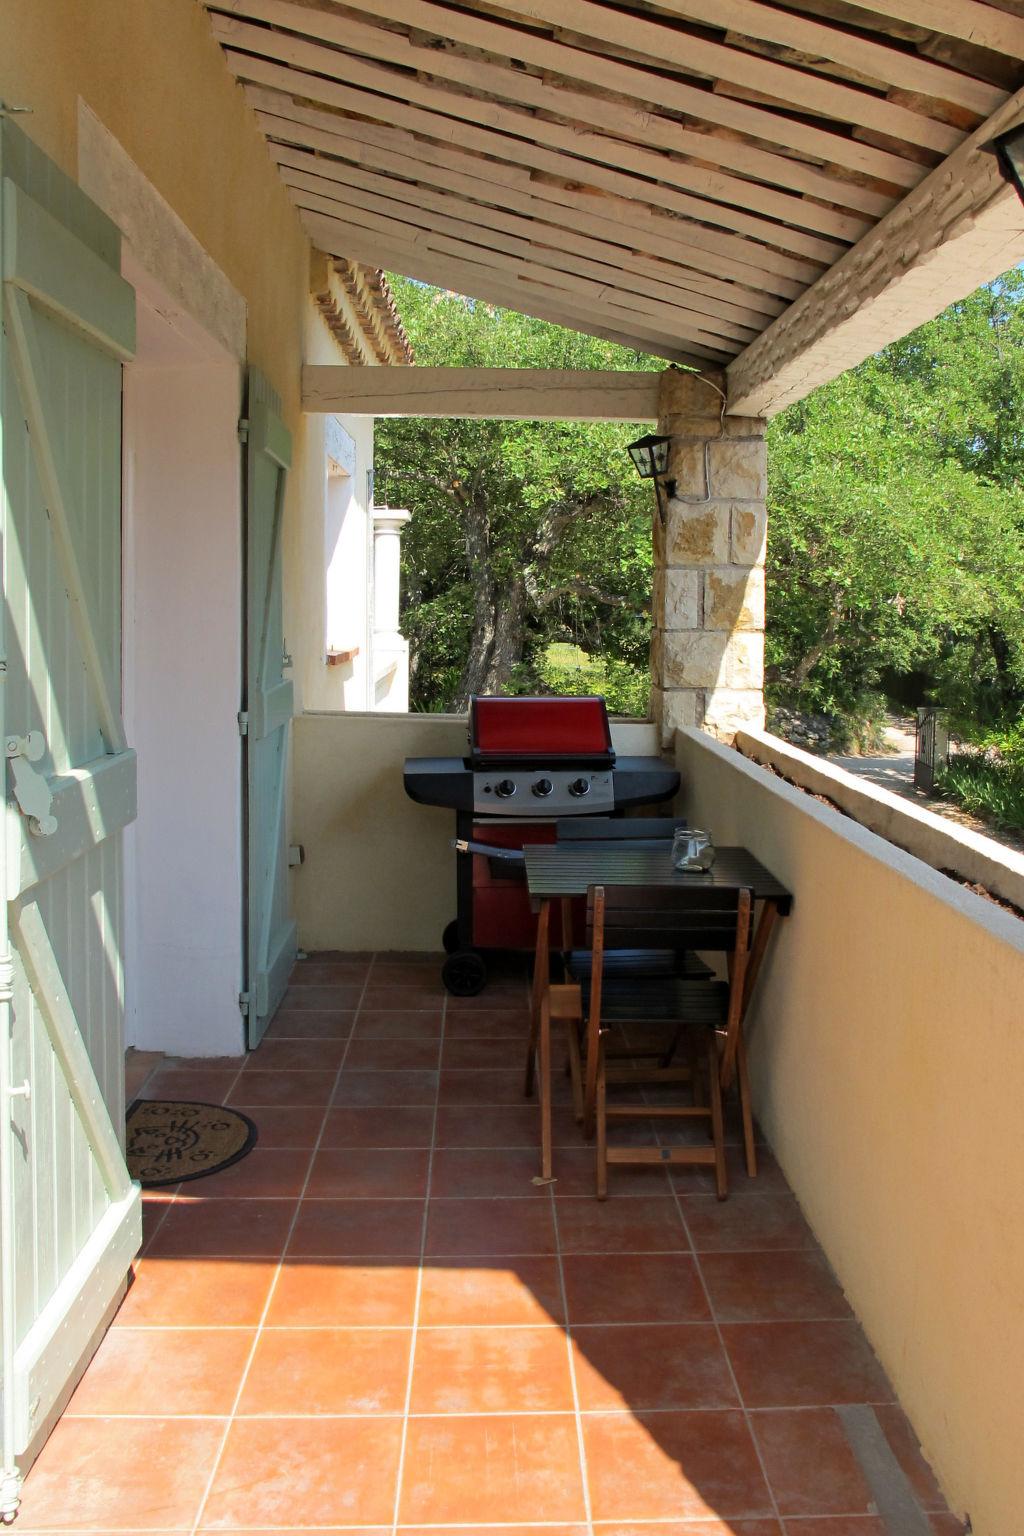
[650,368,767,745]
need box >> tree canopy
[766,269,1024,732]
[374,277,660,710]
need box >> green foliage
[937,747,1024,834]
[376,278,662,710]
[767,271,1024,731]
[513,644,650,718]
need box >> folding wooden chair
[571,883,753,1200]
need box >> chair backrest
[585,883,752,954]
[557,816,685,843]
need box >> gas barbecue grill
[403,695,680,994]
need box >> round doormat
[126,1099,258,1188]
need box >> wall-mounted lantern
[625,433,676,524]
[994,122,1024,204]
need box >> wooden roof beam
[727,89,1024,415]
[302,367,663,419]
[299,208,729,364]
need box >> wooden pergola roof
[206,0,1024,413]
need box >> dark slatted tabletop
[523,844,792,914]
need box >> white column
[371,507,412,711]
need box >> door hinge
[238,991,251,1017]
[6,731,57,837]
[237,416,250,443]
[237,711,249,737]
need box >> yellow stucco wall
[676,725,1024,1536]
[2,0,309,416]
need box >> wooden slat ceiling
[206,0,1024,366]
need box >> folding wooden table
[523,843,793,1182]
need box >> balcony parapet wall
[650,368,766,746]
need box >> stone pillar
[372,507,411,711]
[650,369,767,745]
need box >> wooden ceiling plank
[247,86,804,304]
[834,0,1024,59]
[213,3,923,188]
[301,366,664,419]
[288,182,755,348]
[645,0,1003,113]
[315,0,962,152]
[727,83,1024,414]
[221,0,885,231]
[212,15,846,264]
[269,139,781,330]
[299,207,733,361]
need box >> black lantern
[995,122,1024,204]
[626,432,676,523]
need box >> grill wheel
[441,949,487,997]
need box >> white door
[0,120,140,1493]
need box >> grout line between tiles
[666,1148,786,1528]
[186,952,377,1536]
[549,1188,594,1536]
[389,974,446,1534]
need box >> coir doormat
[126,1099,258,1188]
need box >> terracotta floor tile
[279,982,364,1010]
[353,1009,444,1039]
[143,1067,239,1102]
[178,1147,312,1198]
[572,1322,737,1411]
[237,1105,327,1146]
[243,1037,348,1073]
[345,1037,442,1070]
[418,1257,564,1326]
[701,1250,853,1323]
[411,1324,573,1412]
[332,1070,439,1107]
[116,1257,276,1327]
[199,1416,402,1528]
[307,1147,431,1199]
[160,1054,246,1072]
[362,984,446,1010]
[399,1413,586,1525]
[320,1105,435,1148]
[146,1197,296,1258]
[723,1321,896,1407]
[444,1009,531,1039]
[265,1010,355,1039]
[750,1407,873,1517]
[594,1525,780,1536]
[447,982,529,1008]
[556,1196,689,1254]
[289,1198,425,1257]
[290,960,370,985]
[400,1528,587,1536]
[874,1403,948,1511]
[140,1194,176,1251]
[562,1253,710,1324]
[583,1409,773,1522]
[553,1146,673,1198]
[227,1070,334,1108]
[18,1415,224,1530]
[671,1145,789,1195]
[371,959,444,984]
[682,1193,817,1252]
[239,1327,411,1414]
[780,1523,966,1535]
[425,1197,556,1256]
[267,1260,419,1326]
[441,1037,529,1069]
[439,1068,571,1105]
[435,1103,577,1148]
[431,1147,547,1198]
[68,1326,253,1416]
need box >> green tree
[375,279,661,710]
[766,273,1024,731]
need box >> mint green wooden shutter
[243,369,296,1046]
[0,120,140,1473]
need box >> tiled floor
[21,953,965,1535]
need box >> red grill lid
[470,695,614,764]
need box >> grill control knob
[532,777,553,798]
[568,777,591,798]
[494,778,517,798]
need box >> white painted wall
[122,269,245,1057]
